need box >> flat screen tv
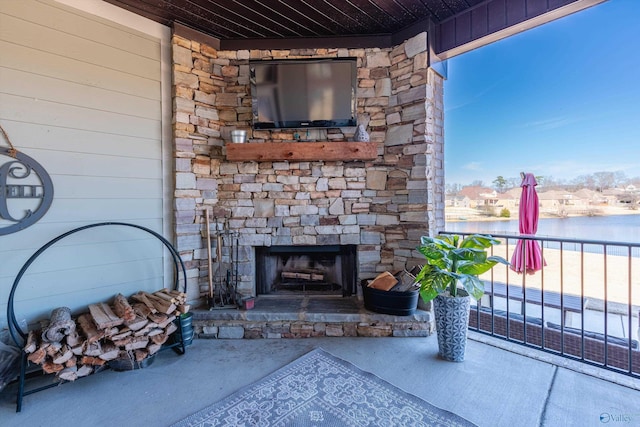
[250,59,357,130]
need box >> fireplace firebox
[255,245,357,296]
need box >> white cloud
[521,116,582,131]
[462,162,483,171]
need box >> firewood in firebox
[281,270,325,281]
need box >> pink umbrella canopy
[511,173,546,274]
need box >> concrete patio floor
[1,334,639,427]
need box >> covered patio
[2,0,632,425]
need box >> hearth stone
[192,296,433,339]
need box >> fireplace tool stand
[206,215,239,309]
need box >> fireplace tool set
[204,209,239,309]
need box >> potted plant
[415,234,509,361]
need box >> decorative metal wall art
[0,125,54,235]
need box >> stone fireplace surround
[171,29,444,337]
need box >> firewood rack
[5,222,189,412]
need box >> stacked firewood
[23,289,189,381]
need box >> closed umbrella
[511,173,545,274]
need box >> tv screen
[250,59,357,129]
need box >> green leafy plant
[415,234,509,302]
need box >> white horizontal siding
[2,121,162,159]
[0,0,170,330]
[7,0,160,61]
[0,10,159,79]
[0,40,160,99]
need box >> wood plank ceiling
[103,0,604,57]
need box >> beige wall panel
[1,67,161,119]
[42,198,164,222]
[0,41,159,99]
[1,94,161,140]
[0,218,163,253]
[33,151,161,179]
[50,175,162,199]
[4,122,161,160]
[6,0,160,60]
[0,13,159,80]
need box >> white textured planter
[433,290,471,362]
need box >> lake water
[446,214,640,242]
[445,214,640,255]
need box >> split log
[141,292,176,314]
[133,324,155,337]
[98,343,119,361]
[113,293,136,322]
[177,304,191,314]
[132,302,153,318]
[46,342,62,356]
[124,315,148,332]
[65,357,77,368]
[76,365,93,377]
[71,345,84,356]
[146,343,162,355]
[152,291,176,303]
[52,345,73,364]
[102,327,119,338]
[88,303,123,329]
[130,293,158,314]
[80,356,106,366]
[134,349,149,362]
[27,347,47,365]
[111,329,133,341]
[65,331,83,347]
[150,332,170,346]
[83,341,102,357]
[58,366,78,382]
[42,361,64,374]
[168,290,187,303]
[124,337,148,351]
[146,328,163,337]
[282,271,311,281]
[165,322,178,335]
[156,315,176,329]
[24,330,38,354]
[148,313,175,329]
[77,313,103,344]
[112,337,133,348]
[41,307,76,343]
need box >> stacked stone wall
[171,33,445,301]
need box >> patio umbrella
[511,173,545,274]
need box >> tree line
[446,171,639,194]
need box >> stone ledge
[191,296,433,339]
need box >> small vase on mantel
[354,124,370,142]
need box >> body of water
[445,214,640,254]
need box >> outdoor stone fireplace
[170,29,446,306]
[255,245,357,296]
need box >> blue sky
[444,0,640,187]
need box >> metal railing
[441,231,640,378]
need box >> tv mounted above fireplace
[249,58,357,130]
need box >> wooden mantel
[226,141,378,162]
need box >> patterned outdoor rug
[171,348,477,427]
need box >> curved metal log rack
[6,222,188,412]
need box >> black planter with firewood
[361,280,419,316]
